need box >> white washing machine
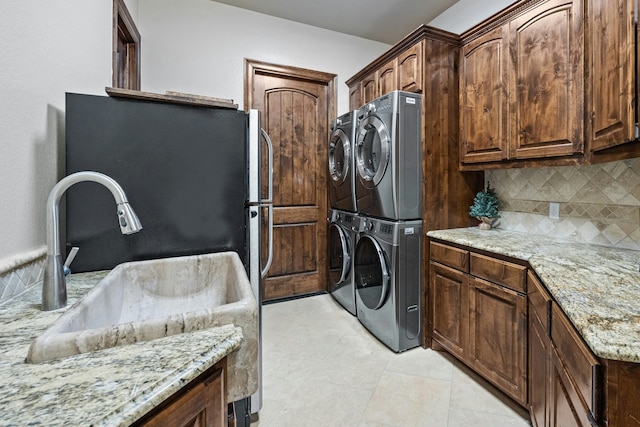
[328,111,358,212]
[355,91,422,220]
[327,209,362,315]
[354,216,422,352]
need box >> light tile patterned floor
[253,294,531,426]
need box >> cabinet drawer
[470,252,526,293]
[527,271,551,332]
[430,241,469,272]
[551,303,600,418]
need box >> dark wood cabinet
[377,59,397,96]
[397,40,423,93]
[430,261,469,360]
[429,241,528,406]
[361,70,378,105]
[469,277,527,405]
[459,0,640,169]
[347,37,426,111]
[460,25,509,164]
[133,359,228,427]
[509,0,584,160]
[588,0,636,152]
[528,272,552,427]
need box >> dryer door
[328,129,351,185]
[328,223,350,288]
[354,234,390,310]
[355,115,390,188]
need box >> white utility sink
[27,251,258,402]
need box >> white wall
[428,0,515,34]
[0,1,114,261]
[137,0,391,115]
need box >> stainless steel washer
[327,209,361,315]
[355,91,422,220]
[329,111,358,212]
[354,216,422,352]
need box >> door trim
[244,59,337,117]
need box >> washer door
[328,129,351,185]
[328,223,350,286]
[354,235,390,310]
[356,115,390,188]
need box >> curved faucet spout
[43,171,142,311]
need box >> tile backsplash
[0,248,45,304]
[486,158,640,250]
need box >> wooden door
[398,40,423,93]
[460,26,509,163]
[509,0,584,160]
[588,0,636,152]
[377,59,397,96]
[469,277,527,405]
[529,303,550,427]
[429,261,469,360]
[245,60,336,301]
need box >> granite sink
[26,251,258,402]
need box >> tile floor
[253,293,531,426]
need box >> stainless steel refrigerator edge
[247,110,273,419]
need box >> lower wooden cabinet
[469,277,527,404]
[429,241,528,406]
[133,358,228,427]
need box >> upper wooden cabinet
[509,0,584,160]
[398,40,423,93]
[347,36,425,110]
[460,25,509,163]
[588,0,636,152]
[460,0,640,170]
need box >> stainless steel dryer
[328,111,358,212]
[355,91,422,220]
[327,209,361,315]
[354,216,422,352]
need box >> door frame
[244,59,337,116]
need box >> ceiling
[211,0,459,45]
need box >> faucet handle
[63,247,79,276]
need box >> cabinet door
[469,277,527,405]
[361,71,378,104]
[530,303,550,427]
[398,40,423,93]
[429,262,469,360]
[377,59,397,96]
[349,82,362,111]
[588,0,636,151]
[509,0,584,160]
[460,26,509,163]
[549,346,593,426]
[136,363,226,427]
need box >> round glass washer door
[328,129,350,185]
[356,115,390,189]
[354,234,390,310]
[328,223,350,287]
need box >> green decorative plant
[469,184,500,229]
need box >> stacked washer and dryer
[328,90,423,353]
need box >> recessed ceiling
[211,0,459,45]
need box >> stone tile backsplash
[486,158,640,250]
[0,248,46,304]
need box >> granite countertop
[427,227,640,364]
[0,271,243,427]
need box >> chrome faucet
[42,171,142,311]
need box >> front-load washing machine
[328,111,358,212]
[354,215,422,352]
[327,209,361,315]
[355,90,422,220]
